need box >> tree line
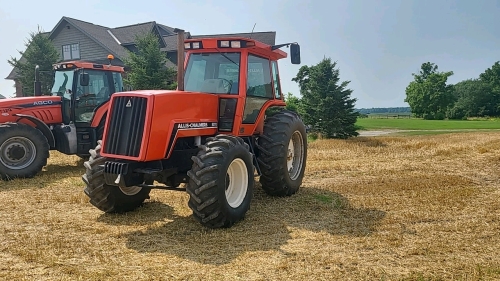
[405,61,500,120]
[356,107,411,114]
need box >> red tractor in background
[82,31,308,228]
[0,58,124,180]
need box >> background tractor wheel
[187,135,254,228]
[82,140,151,213]
[0,123,49,180]
[257,109,308,196]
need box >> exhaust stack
[173,28,185,91]
[34,65,42,96]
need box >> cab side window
[246,55,273,98]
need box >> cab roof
[53,61,124,72]
[184,37,288,61]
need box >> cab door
[242,54,275,125]
[73,69,117,155]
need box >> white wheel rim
[225,158,248,208]
[0,137,37,170]
[287,131,304,181]
[119,186,142,196]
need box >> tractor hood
[0,96,63,124]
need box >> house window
[62,43,80,60]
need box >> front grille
[103,96,147,157]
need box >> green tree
[404,62,455,119]
[8,26,59,96]
[284,92,302,114]
[292,58,358,139]
[123,32,176,90]
[479,61,500,99]
[447,79,496,119]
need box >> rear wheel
[257,109,307,196]
[187,135,254,228]
[0,123,49,180]
[82,140,151,213]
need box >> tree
[123,32,176,90]
[447,79,496,119]
[292,58,358,139]
[8,26,59,96]
[284,92,302,114]
[404,62,455,119]
[479,61,500,98]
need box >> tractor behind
[82,32,308,228]
[0,57,124,180]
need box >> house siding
[51,24,110,62]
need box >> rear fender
[13,114,55,148]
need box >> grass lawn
[356,117,500,131]
[1,132,500,280]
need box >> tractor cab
[182,37,300,134]
[49,60,124,125]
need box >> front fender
[13,114,55,148]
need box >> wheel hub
[8,145,26,161]
[287,131,305,181]
[119,186,143,196]
[0,137,37,170]
[225,158,248,208]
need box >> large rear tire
[187,135,254,228]
[82,140,151,213]
[0,123,49,180]
[257,109,307,196]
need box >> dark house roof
[0,94,6,99]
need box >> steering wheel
[219,78,232,94]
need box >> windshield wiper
[215,48,239,66]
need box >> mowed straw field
[1,132,500,280]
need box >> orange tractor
[82,32,307,228]
[0,58,124,180]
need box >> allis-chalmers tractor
[82,33,308,228]
[0,59,124,180]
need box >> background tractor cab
[0,57,124,180]
[82,33,308,229]
[49,57,124,126]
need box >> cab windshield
[184,53,240,94]
[51,70,74,98]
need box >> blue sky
[1,0,499,108]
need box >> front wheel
[0,123,50,180]
[187,135,254,228]
[82,140,151,213]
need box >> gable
[51,20,112,62]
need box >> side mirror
[290,43,301,65]
[80,73,89,86]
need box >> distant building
[0,94,6,99]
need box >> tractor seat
[229,82,238,94]
[200,79,228,94]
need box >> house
[0,94,6,99]
[6,16,277,97]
